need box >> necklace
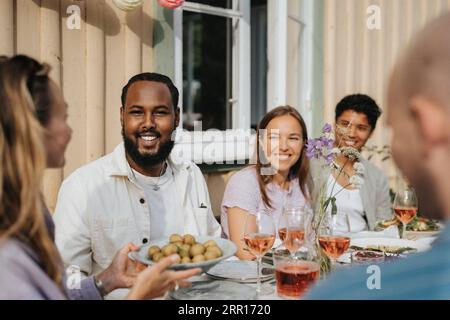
[150,162,167,191]
[131,162,167,191]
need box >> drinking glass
[278,207,308,257]
[243,210,276,296]
[318,212,351,267]
[393,186,418,239]
[273,249,320,299]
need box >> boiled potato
[180,244,191,252]
[190,244,206,257]
[152,252,164,262]
[178,248,190,258]
[183,234,196,245]
[181,256,192,264]
[173,242,184,250]
[169,234,183,243]
[204,250,220,260]
[192,254,206,263]
[147,245,161,258]
[206,246,222,257]
[157,235,223,264]
[203,240,217,248]
[161,244,178,256]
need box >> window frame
[170,0,319,164]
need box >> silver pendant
[153,186,160,191]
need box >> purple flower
[322,123,332,133]
[319,136,334,149]
[306,149,316,159]
[306,139,320,159]
[306,135,336,162]
[306,139,318,150]
[325,153,334,165]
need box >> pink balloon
[157,0,185,9]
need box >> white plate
[350,237,431,253]
[128,236,237,273]
[206,260,274,283]
[170,280,257,300]
[349,225,400,239]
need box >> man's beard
[122,128,175,169]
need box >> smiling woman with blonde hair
[0,55,199,299]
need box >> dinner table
[167,226,439,301]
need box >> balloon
[157,0,185,9]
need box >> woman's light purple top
[0,209,102,300]
[220,166,308,239]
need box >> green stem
[329,157,350,200]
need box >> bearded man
[54,73,221,299]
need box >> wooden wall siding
[0,0,155,211]
[323,0,450,184]
[0,0,15,56]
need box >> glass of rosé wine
[393,186,418,239]
[318,212,351,267]
[243,209,276,295]
[273,249,320,299]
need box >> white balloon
[112,0,145,11]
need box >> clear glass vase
[308,157,334,276]
[308,206,333,277]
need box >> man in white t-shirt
[54,73,221,298]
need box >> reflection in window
[251,0,267,130]
[182,4,232,131]
[182,0,267,131]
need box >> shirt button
[140,198,145,204]
[142,238,148,244]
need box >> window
[251,0,268,130]
[182,5,232,131]
[171,0,315,165]
[173,0,253,163]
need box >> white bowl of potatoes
[129,234,237,273]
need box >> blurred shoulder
[306,248,449,300]
[0,240,63,299]
[0,240,39,285]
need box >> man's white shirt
[53,143,222,298]
[131,165,186,240]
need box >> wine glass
[243,209,276,296]
[393,186,418,239]
[318,212,351,267]
[278,207,308,257]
